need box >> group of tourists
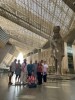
[9,59,48,87]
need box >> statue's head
[53,26,60,34]
[53,26,61,39]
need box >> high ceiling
[0,0,75,55]
[63,0,75,12]
[0,16,47,54]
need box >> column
[0,44,13,63]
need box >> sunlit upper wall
[16,0,75,35]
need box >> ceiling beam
[63,0,75,12]
[0,6,49,40]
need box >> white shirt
[21,62,27,72]
[43,64,48,72]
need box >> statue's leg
[57,57,62,75]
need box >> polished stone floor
[0,74,75,100]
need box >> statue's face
[53,26,60,34]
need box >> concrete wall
[0,43,18,64]
[0,44,13,63]
[72,45,75,71]
[62,42,75,73]
[23,42,75,74]
[26,48,55,73]
[62,43,68,73]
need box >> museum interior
[0,0,75,100]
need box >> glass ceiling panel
[16,0,74,34]
[1,0,75,36]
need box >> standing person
[27,60,34,76]
[9,59,17,85]
[33,60,38,78]
[15,60,21,83]
[43,61,48,83]
[20,59,27,84]
[41,60,44,66]
[37,62,43,85]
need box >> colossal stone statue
[52,26,64,74]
